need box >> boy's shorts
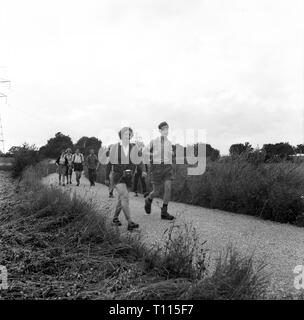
[150,164,174,185]
[113,172,133,189]
[73,163,83,172]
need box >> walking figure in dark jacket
[55,149,68,186]
[86,149,99,186]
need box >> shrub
[181,245,269,300]
[10,143,42,178]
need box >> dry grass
[0,162,273,300]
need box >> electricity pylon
[0,77,10,154]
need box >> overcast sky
[0,0,303,154]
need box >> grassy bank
[0,163,273,300]
[0,157,14,171]
[93,156,304,226]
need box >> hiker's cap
[118,126,134,139]
[158,121,169,130]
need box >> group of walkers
[55,148,99,187]
[55,121,175,231]
[105,121,175,231]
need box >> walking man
[105,127,142,231]
[72,148,85,186]
[55,149,68,186]
[143,121,175,220]
[87,148,99,186]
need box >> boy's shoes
[144,197,152,214]
[127,221,139,231]
[112,218,122,226]
[161,207,175,220]
[161,213,175,220]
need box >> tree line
[229,142,303,162]
[3,132,303,167]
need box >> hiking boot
[144,197,152,214]
[112,218,122,226]
[127,221,139,231]
[161,207,175,220]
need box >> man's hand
[104,179,110,186]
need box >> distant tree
[262,142,295,161]
[206,144,220,161]
[179,143,220,163]
[295,144,304,154]
[74,136,102,156]
[229,142,253,156]
[39,132,73,158]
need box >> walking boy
[65,148,73,184]
[105,145,115,198]
[55,149,68,186]
[143,121,175,220]
[133,163,148,197]
[87,149,99,186]
[72,149,85,186]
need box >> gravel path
[43,173,304,298]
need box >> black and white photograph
[0,0,304,307]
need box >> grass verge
[0,163,271,299]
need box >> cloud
[0,0,303,154]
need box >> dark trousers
[88,168,97,185]
[133,172,147,193]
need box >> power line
[0,77,10,153]
[0,113,4,153]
